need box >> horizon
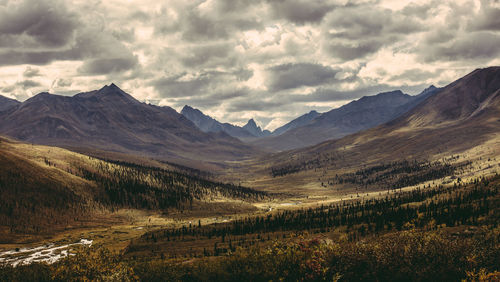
[2,81,442,130]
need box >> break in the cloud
[0,0,499,130]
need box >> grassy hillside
[0,137,270,243]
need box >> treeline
[2,195,499,281]
[74,160,270,211]
[129,176,499,258]
[94,156,214,180]
[0,152,270,238]
[326,159,471,189]
[270,151,350,177]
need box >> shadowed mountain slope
[0,84,259,163]
[0,95,20,112]
[271,110,320,136]
[181,105,256,138]
[181,105,271,139]
[252,87,440,151]
[242,119,271,137]
[268,67,500,174]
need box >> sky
[0,0,499,130]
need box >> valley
[0,67,500,280]
[1,0,500,279]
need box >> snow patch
[0,239,93,267]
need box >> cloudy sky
[0,0,499,130]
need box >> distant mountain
[267,66,500,175]
[181,105,271,138]
[242,119,271,137]
[272,110,320,136]
[0,95,20,112]
[181,105,255,138]
[252,87,440,151]
[0,84,259,163]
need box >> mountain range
[181,86,439,151]
[1,68,497,173]
[0,83,443,162]
[251,86,441,151]
[264,67,500,179]
[181,105,323,140]
[181,105,270,138]
[0,84,258,163]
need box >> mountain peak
[182,105,194,111]
[99,83,124,94]
[242,118,271,137]
[246,118,257,127]
[25,92,55,102]
[75,83,138,104]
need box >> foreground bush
[1,228,498,281]
[132,228,500,281]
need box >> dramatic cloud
[78,56,139,75]
[267,63,340,91]
[468,0,500,31]
[0,0,77,47]
[268,0,335,24]
[0,0,498,130]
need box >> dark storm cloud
[180,43,238,68]
[468,0,500,31]
[154,1,263,41]
[322,5,422,61]
[268,0,335,24]
[325,40,385,61]
[401,1,435,19]
[419,31,500,62]
[267,63,340,91]
[0,50,64,66]
[182,12,230,41]
[152,73,212,98]
[0,30,137,68]
[16,79,41,88]
[0,0,138,77]
[423,28,457,45]
[0,0,77,47]
[152,69,255,99]
[78,56,139,75]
